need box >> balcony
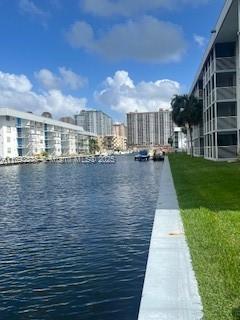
[215,87,236,101]
[16,124,30,129]
[216,57,236,72]
[217,116,237,130]
[218,145,237,159]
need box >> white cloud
[66,16,186,63]
[58,67,88,90]
[35,67,87,90]
[19,0,48,18]
[194,34,207,47]
[0,70,86,117]
[81,0,210,17]
[0,71,32,92]
[95,70,181,113]
[35,69,60,89]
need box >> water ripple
[0,156,162,320]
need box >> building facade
[112,123,127,138]
[75,110,113,136]
[0,108,96,158]
[103,135,127,151]
[127,109,173,147]
[171,127,187,151]
[190,0,240,160]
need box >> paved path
[138,157,203,320]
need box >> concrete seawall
[138,157,203,320]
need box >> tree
[171,94,202,157]
[89,138,100,154]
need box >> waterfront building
[190,0,240,160]
[103,135,127,151]
[0,108,96,158]
[75,110,113,136]
[171,127,187,151]
[112,123,127,138]
[127,109,173,147]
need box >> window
[217,132,237,146]
[7,148,11,153]
[7,126,11,133]
[6,116,10,121]
[217,102,236,117]
[215,42,236,58]
[216,72,236,87]
[7,137,11,143]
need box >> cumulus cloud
[66,16,186,63]
[35,67,87,90]
[95,70,181,113]
[81,0,210,17]
[0,70,86,117]
[0,71,32,92]
[194,34,207,47]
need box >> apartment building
[0,108,96,159]
[127,109,173,147]
[75,110,113,136]
[112,123,127,138]
[103,135,127,151]
[190,0,240,160]
[171,127,187,151]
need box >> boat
[152,150,165,161]
[134,150,150,161]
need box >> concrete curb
[138,157,203,320]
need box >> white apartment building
[171,127,187,151]
[127,109,173,147]
[0,108,96,159]
[75,110,113,136]
[190,0,240,160]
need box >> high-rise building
[127,109,173,147]
[112,123,127,138]
[190,0,240,160]
[75,110,113,136]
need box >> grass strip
[169,153,240,320]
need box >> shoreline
[138,157,203,320]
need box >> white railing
[216,86,236,101]
[218,145,237,159]
[204,146,215,159]
[193,147,204,157]
[211,90,215,103]
[216,57,236,71]
[217,116,237,130]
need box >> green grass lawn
[169,153,240,320]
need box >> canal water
[0,156,163,320]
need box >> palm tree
[171,94,202,157]
[89,138,100,154]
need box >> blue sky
[0,0,225,121]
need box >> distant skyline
[0,0,224,121]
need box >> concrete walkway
[138,157,203,320]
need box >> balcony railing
[215,86,236,101]
[217,116,237,130]
[218,145,237,159]
[216,57,236,72]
